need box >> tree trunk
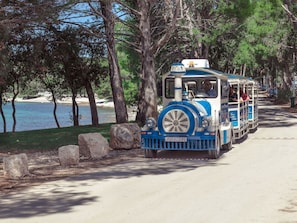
[11,98,17,132]
[50,88,60,128]
[11,80,19,132]
[282,62,291,90]
[0,92,7,133]
[71,91,79,126]
[85,79,99,126]
[241,64,246,76]
[101,0,128,124]
[136,0,158,125]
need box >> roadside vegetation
[0,124,112,152]
[1,1,297,135]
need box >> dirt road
[1,99,297,223]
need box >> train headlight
[145,117,157,129]
[201,118,209,128]
[202,119,209,128]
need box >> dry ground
[0,148,143,192]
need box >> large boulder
[109,123,141,150]
[3,153,30,179]
[58,145,79,167]
[78,133,110,159]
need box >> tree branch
[114,0,141,17]
[152,0,180,56]
[282,4,297,30]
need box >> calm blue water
[0,102,116,132]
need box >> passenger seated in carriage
[240,88,250,101]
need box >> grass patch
[0,123,113,153]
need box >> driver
[203,80,217,96]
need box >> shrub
[275,88,292,104]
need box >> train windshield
[165,77,218,98]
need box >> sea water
[0,102,116,132]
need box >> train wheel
[208,136,221,159]
[223,141,232,151]
[231,130,236,144]
[144,149,157,158]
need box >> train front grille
[141,137,216,151]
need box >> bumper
[141,131,216,151]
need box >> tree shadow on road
[0,189,98,219]
[0,150,229,219]
[258,104,297,128]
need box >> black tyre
[208,136,221,159]
[144,149,158,158]
[223,141,232,151]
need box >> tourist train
[140,59,258,159]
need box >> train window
[165,77,219,98]
[184,81,197,96]
[247,85,253,98]
[200,78,217,98]
[183,78,217,98]
[221,80,229,99]
[165,78,175,98]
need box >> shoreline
[13,96,115,108]
[12,96,138,117]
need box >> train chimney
[170,63,186,102]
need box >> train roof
[186,68,228,80]
[165,59,255,83]
[225,73,255,85]
[165,67,229,80]
[226,73,253,80]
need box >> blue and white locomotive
[141,59,233,159]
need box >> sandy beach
[14,95,115,108]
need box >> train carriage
[141,59,233,159]
[246,79,259,132]
[227,74,249,141]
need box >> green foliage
[96,75,139,106]
[21,79,45,96]
[115,22,140,105]
[232,0,288,73]
[115,22,140,78]
[96,75,112,99]
[234,40,254,66]
[123,78,139,106]
[216,0,255,22]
